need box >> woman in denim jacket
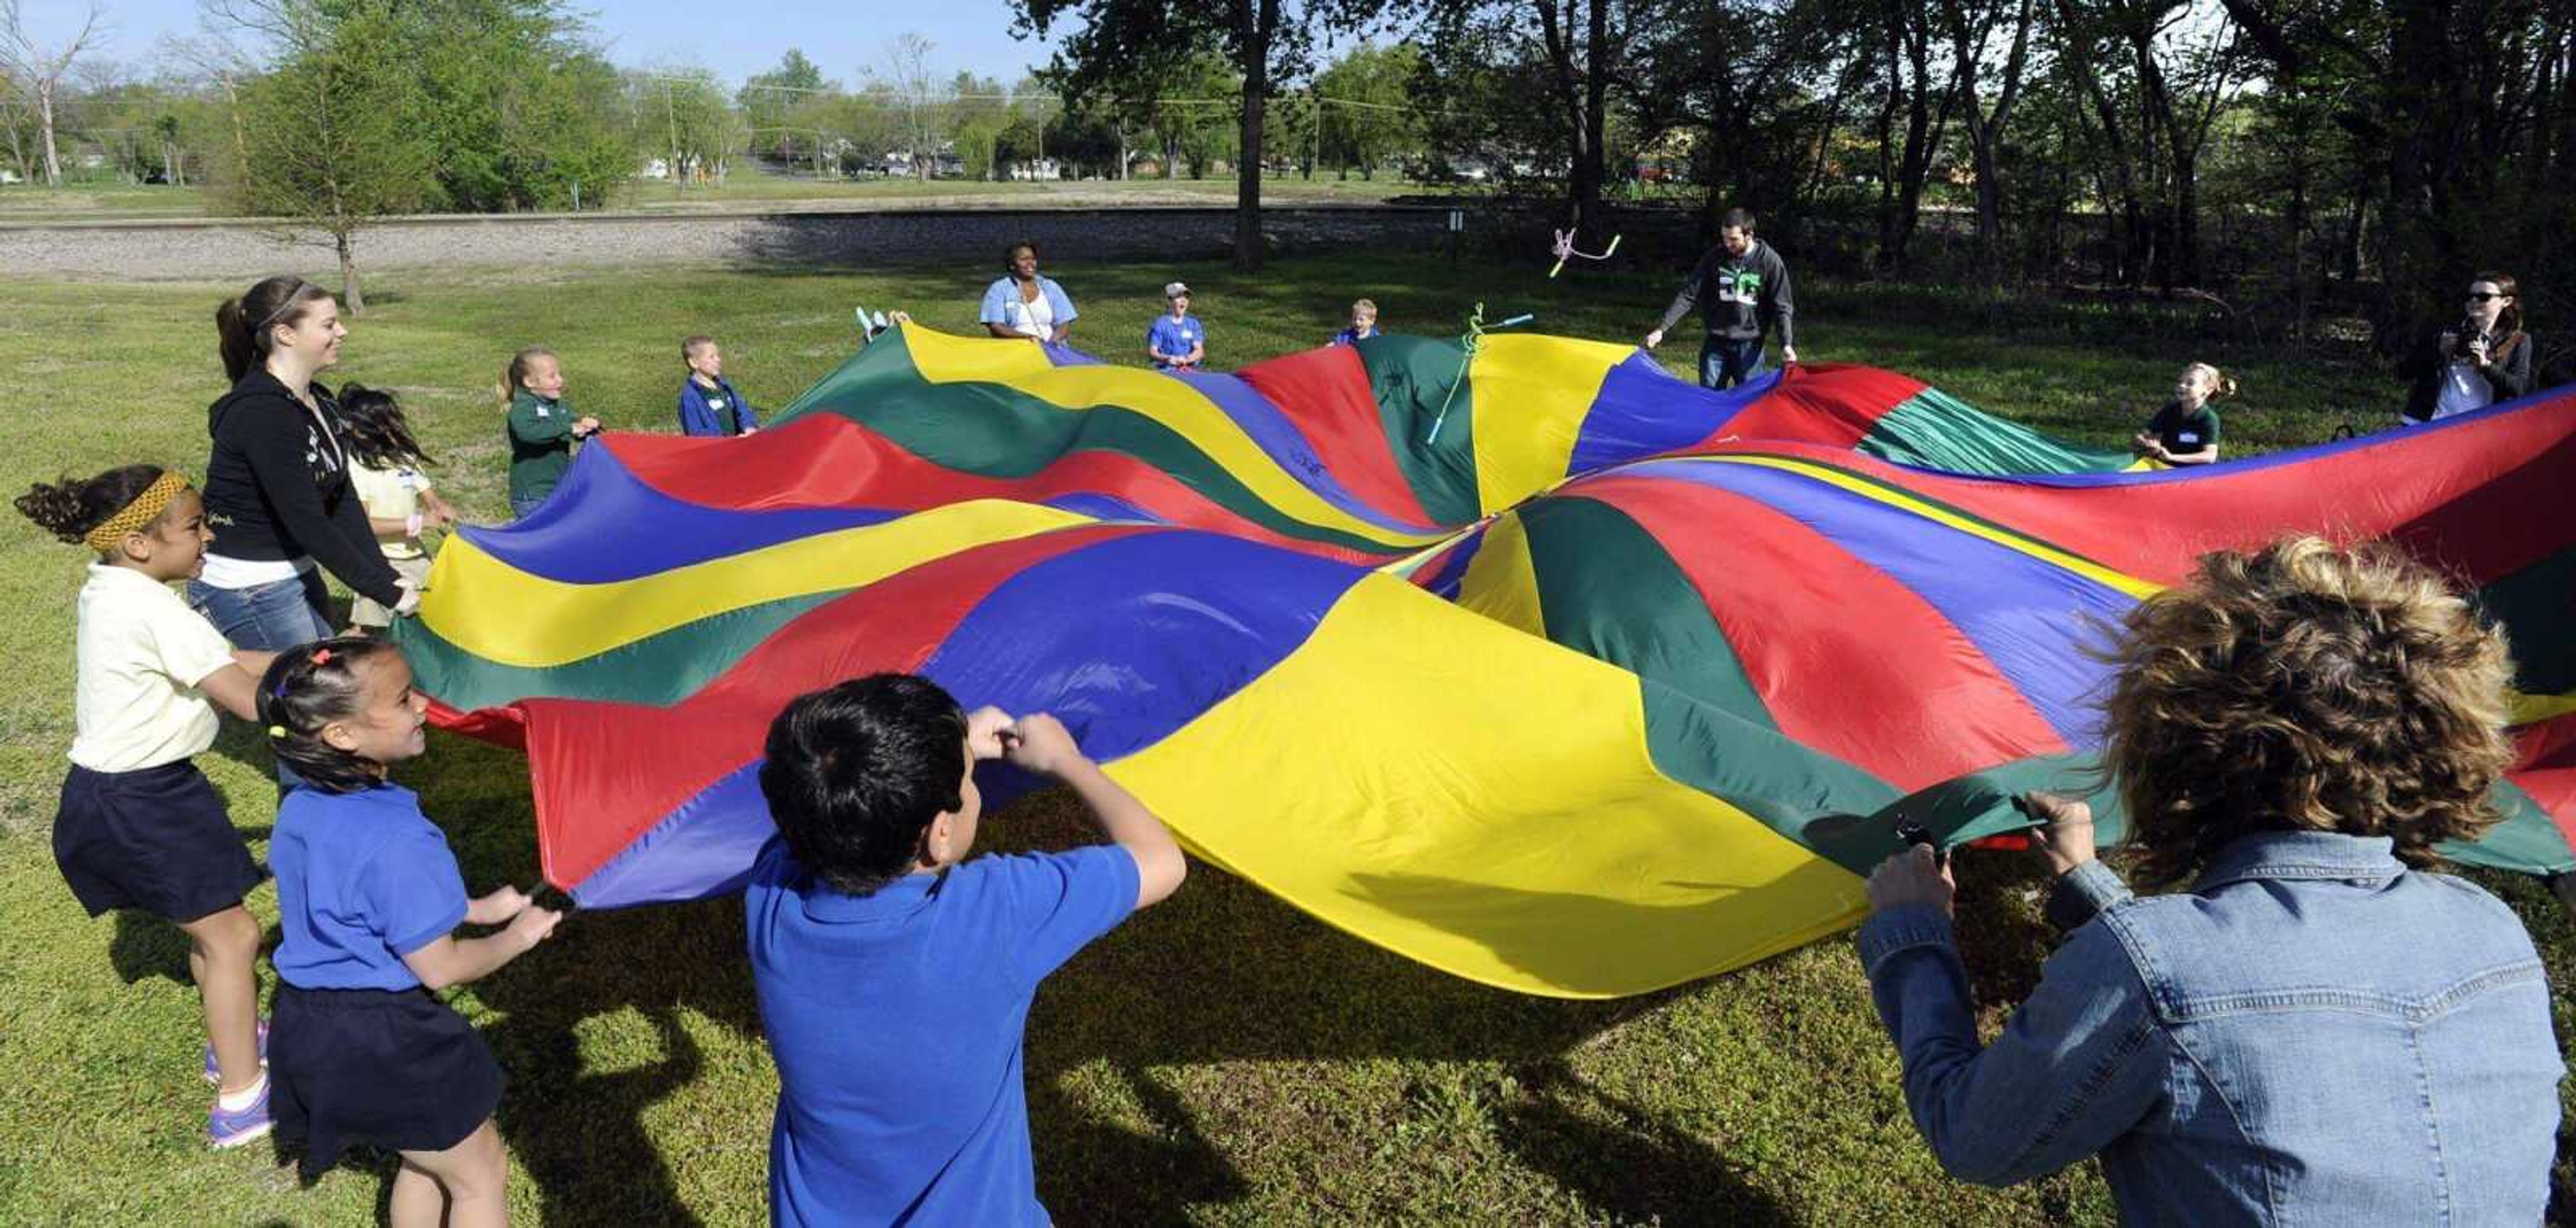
[1861,536,2562,1223]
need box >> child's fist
[468,885,530,925]
[1002,713,1084,775]
[508,903,566,948]
[965,705,1017,761]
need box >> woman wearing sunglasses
[2402,272,2534,423]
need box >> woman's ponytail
[217,276,329,384]
[215,297,256,384]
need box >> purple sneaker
[207,1078,273,1149]
[201,1018,270,1085]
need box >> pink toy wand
[1548,228,1623,278]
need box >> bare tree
[161,28,259,185]
[0,0,108,186]
[872,32,944,180]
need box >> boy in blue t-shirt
[745,674,1188,1227]
[1330,298,1381,346]
[1145,281,1205,372]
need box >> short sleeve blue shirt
[1331,326,1379,346]
[979,276,1077,336]
[269,783,469,991]
[1146,315,1205,369]
[745,835,1140,1227]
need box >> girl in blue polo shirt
[258,638,562,1224]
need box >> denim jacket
[1860,832,2561,1225]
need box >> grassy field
[0,170,1426,223]
[1,253,2567,1225]
[0,179,211,222]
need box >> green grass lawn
[1,254,2567,1225]
[0,179,211,222]
[0,171,1426,224]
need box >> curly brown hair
[2099,535,2518,889]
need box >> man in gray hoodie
[1644,207,1797,389]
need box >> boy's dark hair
[682,335,716,363]
[258,636,405,794]
[760,673,969,897]
[1720,207,1758,234]
[335,383,435,470]
[15,465,169,545]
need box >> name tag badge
[536,404,551,418]
[2178,433,2200,444]
[709,398,727,410]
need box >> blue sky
[32,0,1066,87]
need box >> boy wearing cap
[1145,282,1205,372]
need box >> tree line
[7,0,2569,357]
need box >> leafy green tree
[639,66,745,186]
[396,0,631,210]
[743,48,830,162]
[233,0,438,313]
[1015,0,1391,270]
[1313,40,1423,179]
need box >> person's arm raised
[1004,713,1185,909]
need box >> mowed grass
[2,254,2569,1225]
[0,180,212,222]
[0,170,1421,224]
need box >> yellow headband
[81,471,189,554]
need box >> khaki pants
[350,554,433,630]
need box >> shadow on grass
[311,736,2045,1223]
[427,734,749,1227]
[1497,1058,1799,1225]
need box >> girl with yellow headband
[15,464,284,1149]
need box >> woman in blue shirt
[979,241,1076,345]
[1860,536,2560,1223]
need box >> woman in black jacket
[189,276,409,654]
[2401,272,2535,423]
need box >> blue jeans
[188,570,334,787]
[1698,337,1766,390]
[189,570,334,652]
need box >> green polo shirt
[506,388,580,501]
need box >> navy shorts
[53,760,262,923]
[270,983,504,1179]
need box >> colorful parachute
[394,325,2576,998]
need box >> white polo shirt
[69,563,239,773]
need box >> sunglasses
[2466,291,2506,302]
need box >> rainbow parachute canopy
[396,325,2576,998]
